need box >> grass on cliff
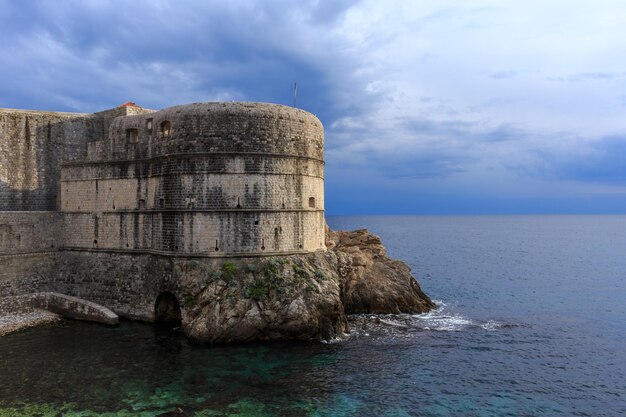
[181,258,324,306]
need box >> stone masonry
[0,101,326,321]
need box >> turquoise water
[1,215,625,416]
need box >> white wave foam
[430,299,448,307]
[321,332,351,344]
[414,312,475,331]
[480,320,502,331]
[411,300,510,332]
[347,300,518,335]
[378,318,409,328]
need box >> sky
[2,0,626,215]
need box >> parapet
[91,102,323,162]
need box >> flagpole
[293,82,297,108]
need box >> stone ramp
[0,311,60,336]
[31,292,119,325]
[0,294,61,336]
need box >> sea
[0,215,625,417]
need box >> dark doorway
[154,292,181,328]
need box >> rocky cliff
[182,227,435,343]
[326,227,435,314]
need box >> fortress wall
[92,105,154,143]
[61,173,324,211]
[104,102,324,161]
[59,103,325,256]
[0,109,101,211]
[54,251,175,320]
[60,164,325,254]
[62,210,325,255]
[62,155,324,180]
[0,102,327,318]
[0,253,58,297]
[0,212,61,254]
[0,212,61,296]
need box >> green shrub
[247,283,268,301]
[183,294,197,307]
[208,270,222,281]
[293,264,307,277]
[186,260,200,270]
[314,269,327,281]
[222,262,238,274]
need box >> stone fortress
[1,100,433,342]
[1,102,326,320]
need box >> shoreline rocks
[180,251,349,344]
[327,227,435,314]
[181,226,435,343]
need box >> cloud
[3,0,626,213]
[489,71,518,79]
[0,0,370,121]
[548,72,621,83]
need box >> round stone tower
[61,102,326,256]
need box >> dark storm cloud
[0,0,369,124]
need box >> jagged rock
[181,226,434,343]
[326,225,435,314]
[180,251,348,343]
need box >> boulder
[326,226,435,314]
[180,251,348,343]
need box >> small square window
[126,128,138,143]
[161,121,171,137]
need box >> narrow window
[215,240,219,251]
[139,199,146,209]
[308,197,316,208]
[159,198,165,208]
[126,128,138,143]
[160,121,171,137]
[146,118,153,133]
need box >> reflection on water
[0,320,358,416]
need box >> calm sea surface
[1,215,625,416]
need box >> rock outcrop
[326,226,435,314]
[181,226,435,343]
[180,251,348,344]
